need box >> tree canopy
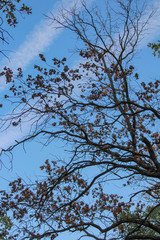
[0,0,160,239]
[0,214,13,240]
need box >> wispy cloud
[0,0,95,89]
[1,0,160,75]
[0,0,95,149]
[0,0,75,72]
[0,0,160,150]
[137,0,160,48]
[0,127,27,150]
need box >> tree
[148,40,160,58]
[118,204,160,239]
[0,0,160,239]
[0,214,13,239]
[0,0,32,57]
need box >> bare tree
[0,0,160,239]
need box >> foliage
[0,0,32,56]
[0,214,13,239]
[148,40,160,58]
[0,0,160,239]
[118,204,160,239]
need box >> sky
[0,0,160,150]
[0,0,160,238]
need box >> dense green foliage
[148,40,160,58]
[0,215,13,239]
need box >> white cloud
[0,0,96,149]
[0,0,74,72]
[137,0,160,48]
[0,128,26,150]
[0,0,160,150]
[0,0,95,89]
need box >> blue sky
[0,0,159,179]
[0,0,97,187]
[0,1,160,239]
[0,0,160,223]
